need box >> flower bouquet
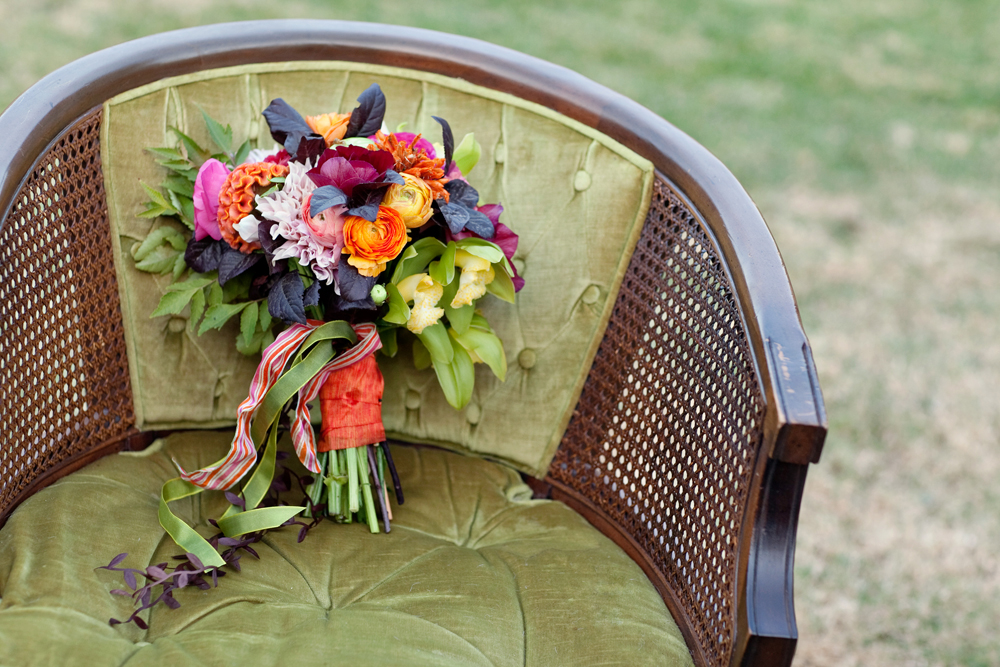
[105,83,523,623]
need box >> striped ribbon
[177,321,381,491]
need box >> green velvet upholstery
[0,432,692,666]
[101,62,654,477]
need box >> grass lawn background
[2,1,998,665]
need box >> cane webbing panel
[550,177,766,667]
[0,108,135,520]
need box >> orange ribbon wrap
[318,354,386,451]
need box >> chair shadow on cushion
[0,431,693,667]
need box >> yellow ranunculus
[382,173,434,229]
[450,250,495,308]
[397,273,445,334]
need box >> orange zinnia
[217,162,289,253]
[342,206,409,277]
[371,131,450,202]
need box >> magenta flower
[308,146,395,197]
[448,204,525,292]
[192,158,230,241]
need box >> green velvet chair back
[103,62,653,477]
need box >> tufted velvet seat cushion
[0,431,693,666]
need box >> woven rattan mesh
[550,177,765,667]
[0,108,134,519]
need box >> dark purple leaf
[176,571,190,588]
[309,185,348,216]
[244,546,259,559]
[463,209,495,239]
[133,616,149,630]
[268,271,307,324]
[140,588,152,607]
[336,262,377,304]
[218,246,263,285]
[303,280,320,308]
[257,219,282,255]
[186,553,204,571]
[123,569,137,590]
[345,84,387,138]
[444,180,480,209]
[262,99,325,162]
[224,491,246,510]
[109,618,122,626]
[298,526,308,543]
[346,202,379,222]
[383,169,405,185]
[108,553,128,568]
[162,594,181,610]
[146,566,167,580]
[432,116,455,175]
[185,237,226,273]
[439,202,471,235]
[211,569,220,587]
[218,537,241,547]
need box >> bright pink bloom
[193,159,230,241]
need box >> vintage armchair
[0,21,826,667]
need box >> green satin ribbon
[157,320,357,569]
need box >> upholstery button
[574,170,592,191]
[167,317,186,333]
[494,143,505,164]
[582,284,601,304]
[518,348,537,369]
[466,402,482,425]
[405,390,421,410]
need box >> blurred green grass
[2,1,998,665]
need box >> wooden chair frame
[0,20,826,667]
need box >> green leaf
[416,322,453,364]
[240,301,259,348]
[453,133,482,176]
[200,107,234,154]
[234,139,252,167]
[258,298,272,332]
[151,289,197,318]
[236,330,265,355]
[166,190,194,230]
[431,338,475,409]
[172,253,187,279]
[207,281,223,307]
[140,182,178,216]
[188,288,206,333]
[166,275,215,293]
[379,327,398,358]
[429,242,457,286]
[135,245,182,274]
[446,302,474,334]
[451,327,507,381]
[456,238,504,264]
[412,338,431,370]
[198,302,249,335]
[146,147,185,161]
[261,328,276,351]
[383,283,410,325]
[222,272,253,302]
[132,226,185,261]
[486,266,516,303]
[470,313,493,332]
[162,174,195,198]
[170,127,209,162]
[391,237,446,284]
[395,121,408,132]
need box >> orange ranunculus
[342,206,409,277]
[217,162,289,253]
[382,173,434,228]
[306,112,352,147]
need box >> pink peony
[193,159,230,241]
